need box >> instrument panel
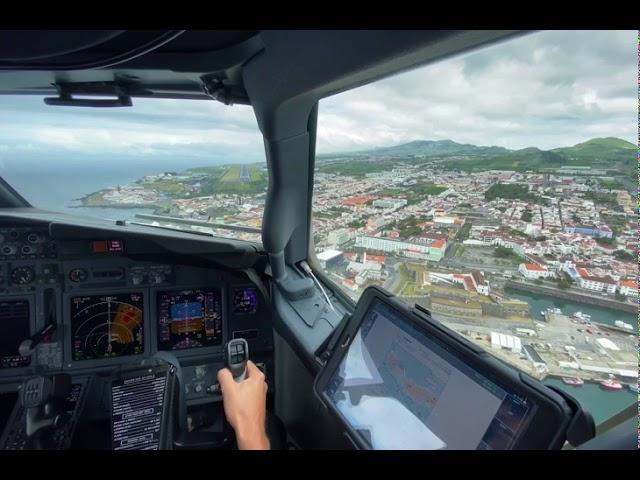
[0,221,273,383]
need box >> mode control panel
[129,264,173,286]
[64,262,173,289]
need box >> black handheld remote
[225,339,249,382]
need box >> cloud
[0,30,635,167]
[0,96,264,163]
[317,30,637,152]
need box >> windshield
[0,96,266,242]
[312,30,637,430]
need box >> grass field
[220,165,241,183]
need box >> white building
[317,249,344,269]
[490,332,522,354]
[618,280,638,297]
[327,228,351,246]
[577,271,617,293]
[355,235,430,254]
[372,198,407,209]
[595,338,620,352]
[518,263,555,280]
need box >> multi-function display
[70,293,144,361]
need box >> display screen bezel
[63,288,150,369]
[0,295,35,372]
[314,286,572,450]
[155,287,224,352]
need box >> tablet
[314,287,576,450]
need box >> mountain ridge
[316,137,635,177]
[318,137,635,159]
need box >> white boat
[562,377,584,387]
[600,379,623,391]
[614,320,634,331]
[572,311,592,322]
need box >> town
[79,138,639,390]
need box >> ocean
[1,156,235,221]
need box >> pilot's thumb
[217,367,235,392]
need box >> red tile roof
[524,263,547,272]
[342,195,374,206]
[619,280,637,289]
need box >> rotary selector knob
[27,233,42,244]
[69,268,88,283]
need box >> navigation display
[70,293,144,361]
[157,289,223,351]
[323,299,533,450]
[0,300,31,368]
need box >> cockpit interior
[0,30,635,451]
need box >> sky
[0,29,636,174]
[318,30,638,152]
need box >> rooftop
[317,249,343,261]
[523,263,547,272]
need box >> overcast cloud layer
[0,30,636,170]
[318,30,637,152]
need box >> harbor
[432,299,638,427]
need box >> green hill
[318,137,636,176]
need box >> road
[383,258,403,293]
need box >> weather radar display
[70,293,144,361]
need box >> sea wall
[505,281,637,314]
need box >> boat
[572,311,592,324]
[628,384,639,393]
[614,320,634,331]
[600,379,623,391]
[562,377,584,387]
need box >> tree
[615,291,627,301]
[455,222,472,241]
[556,273,574,289]
[613,250,635,261]
[494,246,514,258]
[521,210,533,222]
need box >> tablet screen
[323,299,535,449]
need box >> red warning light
[92,241,107,253]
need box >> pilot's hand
[217,360,270,450]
